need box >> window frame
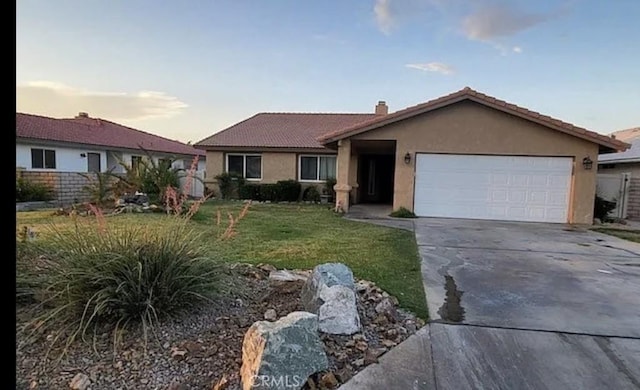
[30,148,56,170]
[298,154,337,182]
[225,153,262,181]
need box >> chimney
[76,112,89,118]
[375,101,388,116]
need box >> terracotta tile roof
[318,87,630,152]
[609,127,640,143]
[16,112,204,156]
[195,113,377,149]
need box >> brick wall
[627,177,640,220]
[18,171,94,205]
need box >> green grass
[591,227,640,243]
[17,201,428,319]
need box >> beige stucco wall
[346,100,599,224]
[204,151,315,196]
[204,151,224,193]
[261,152,297,183]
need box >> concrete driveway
[417,218,640,338]
[341,218,640,389]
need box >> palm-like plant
[79,167,117,207]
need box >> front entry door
[359,155,394,203]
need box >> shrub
[215,173,245,199]
[238,183,261,200]
[16,241,51,305]
[594,195,617,221]
[390,207,417,218]
[323,178,337,197]
[303,186,321,202]
[259,183,278,202]
[275,180,301,202]
[79,169,117,207]
[16,177,54,202]
[20,217,225,354]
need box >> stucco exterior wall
[349,101,599,224]
[16,143,108,173]
[204,150,336,196]
[261,153,297,183]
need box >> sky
[16,0,640,144]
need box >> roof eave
[16,137,204,157]
[319,95,630,152]
[193,145,336,153]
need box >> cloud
[462,5,553,41]
[374,0,395,34]
[373,0,435,34]
[16,81,188,121]
[406,62,455,75]
[512,46,523,53]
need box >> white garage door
[414,154,573,223]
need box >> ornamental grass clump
[20,208,225,358]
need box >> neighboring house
[597,128,640,220]
[16,112,206,204]
[196,87,629,224]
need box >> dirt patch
[16,264,424,390]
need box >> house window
[226,154,262,180]
[131,155,143,174]
[299,155,336,181]
[31,148,56,169]
[87,152,101,173]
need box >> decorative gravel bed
[16,263,424,390]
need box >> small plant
[215,173,245,199]
[16,177,54,202]
[390,207,417,218]
[303,186,321,202]
[594,195,617,222]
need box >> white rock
[264,309,277,321]
[300,263,361,335]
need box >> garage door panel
[414,154,573,223]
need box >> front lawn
[16,201,428,319]
[591,227,640,243]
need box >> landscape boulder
[300,263,361,335]
[241,312,328,390]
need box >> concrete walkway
[340,218,640,389]
[344,204,415,231]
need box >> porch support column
[334,139,352,212]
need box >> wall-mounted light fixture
[582,156,593,170]
[404,152,412,164]
[80,153,86,158]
